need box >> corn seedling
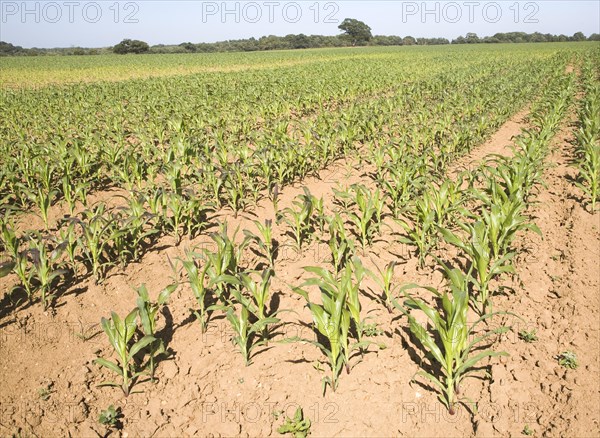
[327,213,355,273]
[439,221,516,314]
[180,250,216,333]
[244,219,276,268]
[37,383,54,401]
[57,220,80,276]
[98,405,123,429]
[28,234,68,309]
[368,260,399,312]
[26,187,57,230]
[291,263,373,394]
[379,163,423,218]
[279,188,316,253]
[74,319,101,342]
[575,145,600,211]
[557,351,578,369]
[277,407,311,438]
[136,283,177,381]
[119,193,160,261]
[573,77,600,211]
[346,184,385,251]
[397,195,436,268]
[279,187,315,253]
[518,329,538,343]
[95,309,156,397]
[215,268,280,342]
[203,223,250,301]
[395,267,509,415]
[61,175,79,215]
[73,204,118,282]
[225,303,279,366]
[428,178,467,228]
[221,164,252,216]
[480,203,541,260]
[1,221,34,300]
[522,425,535,436]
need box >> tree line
[1,29,598,56]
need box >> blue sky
[1,1,598,48]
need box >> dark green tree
[113,39,150,54]
[338,18,372,46]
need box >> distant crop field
[0,43,593,88]
[0,42,599,437]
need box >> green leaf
[94,358,122,375]
[128,335,157,361]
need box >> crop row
[573,57,600,211]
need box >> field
[0,43,599,437]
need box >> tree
[338,18,372,46]
[572,32,586,41]
[179,42,197,52]
[465,32,480,44]
[113,39,150,54]
[402,36,417,46]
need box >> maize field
[0,43,599,437]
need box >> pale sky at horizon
[1,0,598,49]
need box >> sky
[0,1,598,48]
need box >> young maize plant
[332,184,354,215]
[279,188,317,253]
[61,174,81,216]
[327,213,355,274]
[291,262,373,394]
[95,309,156,397]
[26,187,57,230]
[439,221,515,314]
[232,269,277,323]
[57,220,80,276]
[220,163,253,216]
[367,260,399,312]
[480,202,541,260]
[163,191,187,244]
[397,193,437,268]
[224,301,276,366]
[277,406,311,438]
[203,223,250,302]
[244,219,277,268]
[196,163,223,209]
[216,269,280,364]
[1,222,34,301]
[121,193,161,261]
[73,204,118,283]
[179,250,216,333]
[28,233,69,309]
[427,178,467,228]
[136,283,177,382]
[395,267,509,415]
[484,148,543,205]
[346,184,386,252]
